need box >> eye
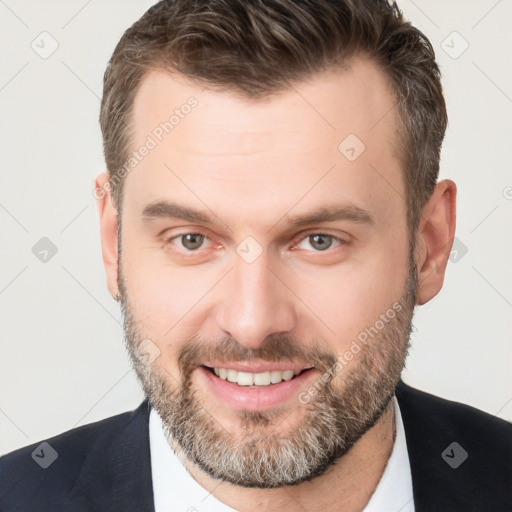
[296,234,343,251]
[171,233,207,251]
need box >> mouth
[202,365,315,387]
[197,363,318,411]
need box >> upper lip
[202,362,315,373]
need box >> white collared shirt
[149,396,415,512]
[363,397,415,512]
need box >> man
[1,0,510,510]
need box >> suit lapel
[395,380,477,511]
[66,400,155,512]
[396,381,448,510]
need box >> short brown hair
[100,0,447,234]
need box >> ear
[95,173,120,301]
[415,179,457,305]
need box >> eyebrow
[142,201,214,224]
[284,205,374,229]
[141,200,374,229]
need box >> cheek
[121,260,212,382]
[120,245,219,343]
[289,245,409,350]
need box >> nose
[214,254,298,350]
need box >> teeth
[270,370,283,384]
[237,371,254,386]
[282,370,295,381]
[212,367,309,386]
[254,371,270,385]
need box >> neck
[170,398,397,512]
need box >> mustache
[177,334,338,378]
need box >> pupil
[183,234,204,250]
[310,234,331,250]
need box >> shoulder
[0,400,150,511]
[396,379,512,440]
[0,405,140,471]
[396,380,512,510]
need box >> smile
[206,367,313,387]
[198,363,318,410]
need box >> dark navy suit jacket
[1,381,511,511]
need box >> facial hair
[118,257,417,489]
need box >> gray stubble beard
[119,257,417,488]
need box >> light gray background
[1,0,511,454]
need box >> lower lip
[197,366,318,412]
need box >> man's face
[117,58,416,487]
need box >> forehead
[124,59,404,229]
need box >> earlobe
[415,179,457,305]
[95,172,120,301]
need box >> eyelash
[164,231,347,253]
